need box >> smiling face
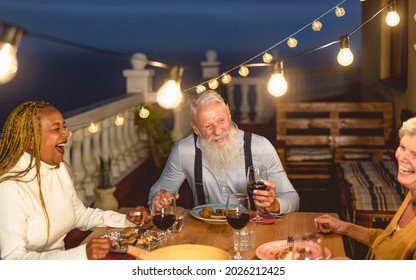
[395,134,416,191]
[39,106,70,166]
[191,102,232,145]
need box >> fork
[287,235,294,250]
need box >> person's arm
[314,214,371,246]
[147,141,186,207]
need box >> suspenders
[193,131,253,206]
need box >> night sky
[0,0,362,127]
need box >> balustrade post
[71,129,87,203]
[82,127,97,197]
[115,115,128,173]
[122,108,134,167]
[201,50,220,79]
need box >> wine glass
[226,192,251,260]
[246,165,268,222]
[291,232,326,260]
[150,193,176,245]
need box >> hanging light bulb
[311,20,322,31]
[287,37,298,48]
[156,65,184,109]
[221,73,232,84]
[262,52,273,63]
[386,0,400,27]
[335,6,345,17]
[0,25,23,84]
[88,122,99,133]
[114,114,125,126]
[208,78,219,89]
[238,65,249,77]
[337,36,354,66]
[196,84,206,93]
[139,106,150,118]
[268,60,288,97]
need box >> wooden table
[82,208,346,259]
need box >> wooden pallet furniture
[275,101,406,258]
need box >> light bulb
[337,36,354,66]
[221,73,232,84]
[386,11,400,26]
[196,84,206,93]
[114,114,125,126]
[238,65,249,77]
[268,61,288,97]
[0,26,23,84]
[156,65,183,109]
[208,79,219,89]
[287,37,298,48]
[335,7,345,17]
[262,52,273,63]
[88,122,99,133]
[312,20,322,31]
[139,107,149,118]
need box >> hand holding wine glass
[150,193,176,245]
[226,193,251,260]
[246,165,268,222]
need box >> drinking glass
[226,192,251,260]
[291,232,326,260]
[150,193,176,245]
[246,165,268,222]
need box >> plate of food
[190,204,228,225]
[101,227,164,253]
[255,240,331,260]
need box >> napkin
[250,213,276,225]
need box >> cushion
[340,161,407,212]
[286,147,332,162]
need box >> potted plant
[93,156,119,211]
[134,103,174,168]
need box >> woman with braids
[0,101,150,259]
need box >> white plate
[256,240,331,260]
[190,203,228,225]
[101,229,164,253]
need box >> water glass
[233,223,255,251]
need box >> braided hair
[0,100,53,247]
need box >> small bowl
[152,244,231,260]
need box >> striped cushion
[340,161,407,211]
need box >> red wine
[247,182,267,209]
[152,213,176,230]
[226,212,250,230]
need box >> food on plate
[275,247,294,260]
[110,229,162,250]
[199,207,214,218]
[121,227,135,239]
[199,207,227,219]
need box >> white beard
[199,126,244,178]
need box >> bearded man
[148,90,299,215]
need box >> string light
[88,122,99,133]
[287,37,298,48]
[337,36,354,66]
[139,106,150,118]
[156,65,184,109]
[385,0,400,27]
[114,114,125,126]
[196,84,206,93]
[238,65,249,77]
[312,20,322,31]
[267,60,287,97]
[262,52,273,63]
[221,73,232,84]
[0,25,23,84]
[335,6,345,17]
[208,78,219,89]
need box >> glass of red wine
[246,165,268,222]
[226,192,251,260]
[150,192,176,246]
